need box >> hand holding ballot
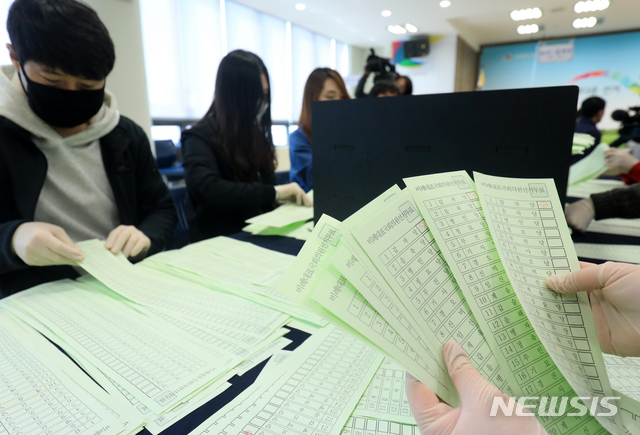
[105,224,151,259]
[604,148,639,176]
[406,341,547,435]
[275,182,313,206]
[547,261,640,358]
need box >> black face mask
[19,65,105,129]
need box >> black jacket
[182,122,276,242]
[0,115,177,296]
[592,184,640,220]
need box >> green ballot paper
[278,170,640,435]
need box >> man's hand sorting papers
[11,222,84,266]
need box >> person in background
[565,183,640,232]
[183,50,311,242]
[370,80,400,98]
[290,68,350,193]
[575,96,606,149]
[396,75,413,95]
[0,0,177,297]
[408,260,640,434]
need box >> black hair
[370,80,400,97]
[7,0,115,80]
[397,75,413,95]
[577,96,606,119]
[198,50,276,182]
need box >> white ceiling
[233,0,640,49]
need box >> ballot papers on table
[0,308,143,435]
[277,169,640,435]
[189,325,384,435]
[138,237,327,328]
[5,279,236,416]
[243,191,314,238]
[74,239,291,348]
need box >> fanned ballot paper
[278,170,640,435]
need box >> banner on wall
[479,31,640,129]
[538,41,574,64]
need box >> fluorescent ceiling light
[510,7,543,21]
[573,16,598,28]
[295,3,306,11]
[517,24,540,34]
[440,1,451,8]
[381,10,392,17]
[574,0,610,13]
[388,25,407,35]
[405,23,418,33]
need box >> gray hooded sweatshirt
[0,65,121,243]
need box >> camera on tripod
[366,49,397,83]
[611,106,640,147]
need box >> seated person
[0,0,177,297]
[604,147,640,184]
[370,80,400,97]
[290,68,350,193]
[575,96,606,157]
[183,50,311,242]
[565,183,640,232]
[396,75,413,95]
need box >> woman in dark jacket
[182,50,311,242]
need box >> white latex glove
[105,225,151,259]
[546,261,640,357]
[406,341,547,435]
[565,198,595,233]
[11,222,84,266]
[275,183,313,207]
[604,148,639,174]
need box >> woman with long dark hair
[183,50,311,242]
[290,68,350,192]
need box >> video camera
[610,106,640,147]
[366,49,396,83]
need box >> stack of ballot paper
[0,237,313,434]
[573,132,597,155]
[277,169,640,435]
[243,191,314,240]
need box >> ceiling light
[387,25,407,35]
[573,16,598,28]
[381,10,392,17]
[510,7,543,21]
[440,1,451,8]
[295,3,306,11]
[405,23,418,33]
[517,24,540,34]
[574,0,609,13]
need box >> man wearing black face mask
[0,0,177,296]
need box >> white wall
[85,0,152,144]
[396,35,458,95]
